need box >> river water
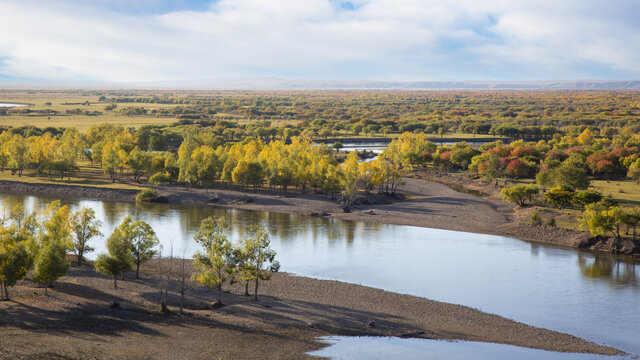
[3,193,639,356]
[0,103,27,107]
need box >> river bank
[2,175,636,255]
[0,259,621,359]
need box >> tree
[580,205,626,247]
[339,151,360,209]
[192,216,234,305]
[574,190,603,208]
[178,133,198,188]
[71,207,102,266]
[190,145,218,189]
[237,224,279,301]
[6,134,28,176]
[102,144,119,182]
[98,221,137,286]
[32,202,73,295]
[127,146,151,182]
[545,185,575,209]
[501,185,539,206]
[94,254,129,290]
[628,159,640,183]
[149,171,170,189]
[536,155,590,190]
[0,227,33,300]
[113,216,158,279]
[32,240,69,295]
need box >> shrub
[574,190,603,208]
[544,217,556,227]
[501,185,539,206]
[531,210,542,226]
[545,185,575,209]
[136,189,157,202]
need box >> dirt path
[0,261,621,359]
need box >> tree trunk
[254,279,259,301]
[1,281,7,300]
[136,261,140,279]
[44,285,48,296]
[217,283,222,304]
[180,289,184,315]
[77,249,83,266]
[244,281,249,296]
[114,276,118,290]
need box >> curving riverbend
[3,193,638,356]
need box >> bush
[136,189,157,202]
[545,185,575,209]
[574,190,603,208]
[501,185,539,206]
[544,217,556,227]
[531,210,542,226]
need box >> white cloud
[0,0,638,82]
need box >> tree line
[0,124,440,209]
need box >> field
[0,90,179,131]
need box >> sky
[0,0,639,83]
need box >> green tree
[192,216,234,305]
[102,144,119,182]
[127,146,151,182]
[238,224,279,301]
[574,190,603,208]
[148,171,170,189]
[100,221,136,284]
[545,185,575,209]
[33,202,73,295]
[113,216,158,279]
[537,155,589,190]
[32,240,69,295]
[580,205,626,246]
[501,185,539,206]
[71,207,103,266]
[0,227,33,300]
[94,253,130,290]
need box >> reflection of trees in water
[4,192,381,254]
[102,201,131,226]
[578,254,639,287]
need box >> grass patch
[590,179,640,206]
[0,162,143,190]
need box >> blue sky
[0,0,638,83]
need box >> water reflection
[578,254,638,287]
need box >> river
[3,193,638,357]
[0,103,27,108]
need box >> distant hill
[2,77,640,90]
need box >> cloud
[0,0,638,82]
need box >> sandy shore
[0,260,621,359]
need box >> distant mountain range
[2,77,640,90]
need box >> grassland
[0,91,178,131]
